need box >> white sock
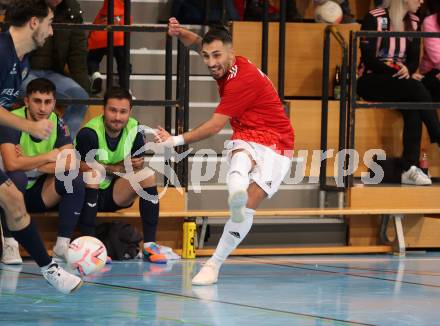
[143,242,155,248]
[210,207,255,269]
[227,152,252,195]
[4,237,18,246]
[54,237,70,250]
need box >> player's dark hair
[104,87,133,108]
[5,0,52,27]
[26,78,56,96]
[202,25,232,46]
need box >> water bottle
[182,220,196,259]
[419,152,429,175]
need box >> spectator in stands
[88,0,132,95]
[419,0,440,105]
[243,0,302,21]
[21,0,89,138]
[357,0,439,186]
[171,0,240,24]
[338,1,356,23]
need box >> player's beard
[32,29,48,49]
[209,63,227,80]
[28,110,49,122]
[106,120,126,134]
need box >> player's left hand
[168,17,182,37]
[131,157,144,170]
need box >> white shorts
[225,140,292,198]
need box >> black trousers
[422,69,440,102]
[87,46,132,90]
[357,73,440,171]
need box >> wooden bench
[30,187,187,253]
[34,206,440,257]
[28,180,440,257]
[174,207,440,256]
[289,100,440,177]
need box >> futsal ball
[66,236,107,276]
[314,1,343,24]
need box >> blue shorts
[98,178,134,212]
[24,175,57,213]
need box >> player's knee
[139,173,156,188]
[55,173,85,196]
[2,189,30,231]
[229,152,252,175]
[71,173,85,190]
[7,171,28,193]
[83,169,104,188]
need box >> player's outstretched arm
[168,17,203,54]
[0,106,53,139]
[155,113,229,147]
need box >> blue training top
[0,31,30,110]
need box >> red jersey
[215,56,294,154]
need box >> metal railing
[320,26,349,194]
[260,0,287,101]
[0,0,192,187]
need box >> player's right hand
[155,126,173,146]
[30,119,53,140]
[168,17,181,37]
[46,148,60,163]
[155,126,186,148]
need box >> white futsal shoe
[42,262,83,294]
[192,261,219,286]
[228,190,248,223]
[1,237,23,265]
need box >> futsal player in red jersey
[156,17,294,285]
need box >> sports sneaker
[1,237,23,265]
[90,72,103,94]
[228,190,248,223]
[401,166,432,186]
[192,261,219,286]
[42,262,83,294]
[143,243,167,264]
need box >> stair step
[101,50,209,75]
[103,75,219,102]
[79,0,170,24]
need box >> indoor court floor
[1,253,440,325]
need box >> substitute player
[75,87,166,263]
[0,0,82,293]
[0,78,85,262]
[156,18,294,285]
